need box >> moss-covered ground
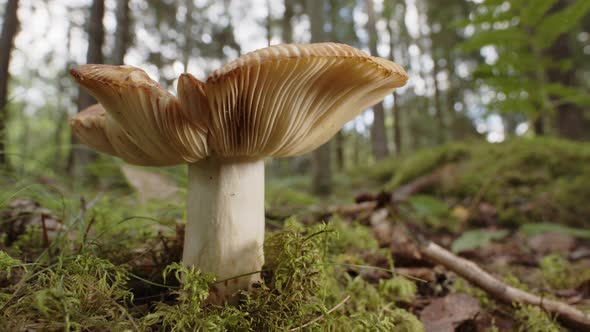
[1,137,589,331]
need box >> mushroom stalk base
[183,158,265,303]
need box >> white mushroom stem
[183,158,265,302]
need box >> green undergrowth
[366,138,590,227]
[0,212,423,331]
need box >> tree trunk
[266,0,272,46]
[68,0,105,178]
[0,0,19,166]
[335,131,345,171]
[54,23,73,171]
[365,0,389,160]
[182,0,193,72]
[392,91,402,155]
[282,0,294,43]
[306,0,332,195]
[385,11,402,155]
[112,0,131,65]
[432,57,445,143]
[547,1,590,140]
[329,0,345,170]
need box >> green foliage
[1,254,138,331]
[406,195,460,232]
[388,138,590,226]
[378,276,417,303]
[539,254,571,289]
[520,222,590,240]
[538,254,590,291]
[41,218,416,332]
[514,304,562,332]
[139,220,423,331]
[0,250,24,279]
[143,264,247,331]
[386,143,471,189]
[265,177,317,214]
[451,229,509,253]
[329,217,378,254]
[462,0,590,122]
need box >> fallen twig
[392,165,454,201]
[328,201,377,216]
[290,295,351,331]
[420,241,590,330]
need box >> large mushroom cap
[71,43,407,165]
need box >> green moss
[514,304,563,332]
[265,178,317,214]
[0,218,419,331]
[0,250,24,278]
[139,220,423,331]
[329,217,379,254]
[1,254,138,331]
[387,142,471,189]
[376,138,590,227]
[378,276,417,303]
[539,254,590,290]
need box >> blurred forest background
[0,0,589,193]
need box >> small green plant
[1,254,138,332]
[0,250,24,278]
[514,304,562,332]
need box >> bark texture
[68,0,105,177]
[306,0,332,195]
[0,0,20,166]
[365,0,389,160]
[112,0,131,65]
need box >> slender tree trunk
[182,0,193,72]
[432,57,445,143]
[329,0,345,170]
[112,0,131,65]
[365,0,389,160]
[335,132,345,171]
[547,2,589,140]
[266,0,272,46]
[68,0,105,178]
[0,0,19,166]
[54,23,73,171]
[444,49,462,140]
[392,91,402,154]
[306,0,332,195]
[385,12,402,155]
[282,0,294,43]
[352,119,363,167]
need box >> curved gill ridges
[70,64,208,165]
[204,43,407,159]
[71,104,180,166]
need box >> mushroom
[70,43,408,302]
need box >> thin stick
[40,214,50,249]
[290,295,350,331]
[420,241,590,330]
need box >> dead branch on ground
[420,241,590,330]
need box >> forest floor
[1,137,590,331]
